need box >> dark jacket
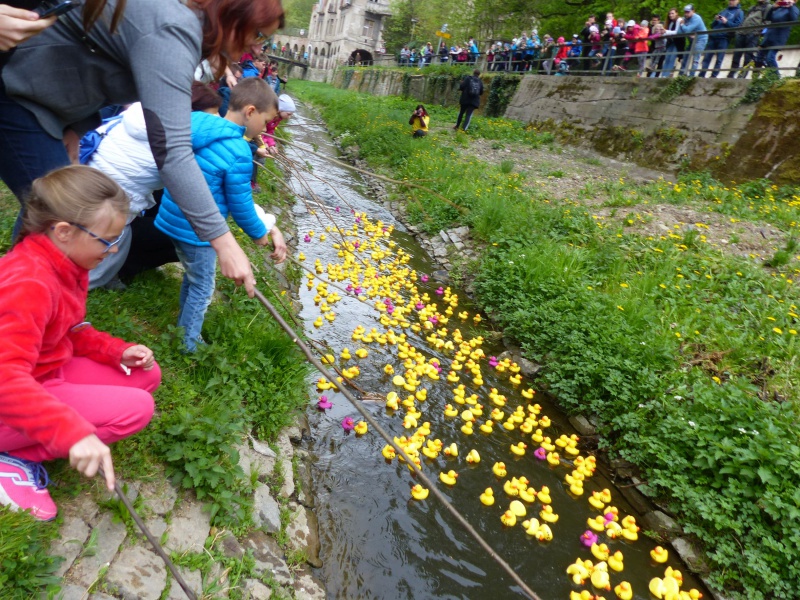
[459,75,484,108]
[709,4,745,38]
[742,1,773,29]
[762,3,800,46]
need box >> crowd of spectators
[397,1,798,78]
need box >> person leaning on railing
[699,0,744,77]
[728,0,772,76]
[756,0,799,73]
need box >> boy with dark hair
[155,77,287,351]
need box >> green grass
[290,80,800,599]
[0,173,310,596]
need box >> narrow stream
[284,106,705,600]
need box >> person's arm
[0,5,55,51]
[226,150,268,242]
[129,27,256,294]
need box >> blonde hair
[21,166,129,239]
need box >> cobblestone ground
[50,427,324,600]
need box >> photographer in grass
[409,104,430,137]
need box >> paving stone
[219,532,245,560]
[236,442,253,479]
[568,415,596,436]
[105,545,166,600]
[285,505,322,568]
[68,512,128,587]
[165,497,210,553]
[138,479,177,517]
[292,565,326,600]
[242,530,292,586]
[61,493,100,525]
[252,485,281,533]
[278,457,295,499]
[672,537,705,573]
[242,578,272,600]
[166,567,202,600]
[142,518,168,543]
[438,230,450,244]
[450,225,470,239]
[89,592,118,600]
[51,514,90,578]
[642,510,682,536]
[56,584,91,600]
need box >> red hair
[196,0,285,71]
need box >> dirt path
[456,133,787,261]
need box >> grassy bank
[290,80,800,598]
[0,163,309,598]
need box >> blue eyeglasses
[70,222,126,253]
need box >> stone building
[304,0,391,70]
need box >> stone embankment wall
[322,68,800,184]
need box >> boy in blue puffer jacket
[155,78,287,351]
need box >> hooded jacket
[762,3,800,46]
[155,112,268,246]
[709,4,745,38]
[0,234,133,457]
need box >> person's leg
[0,80,70,240]
[174,242,217,351]
[765,49,779,74]
[462,106,476,131]
[455,105,467,129]
[711,39,728,77]
[661,48,676,77]
[117,192,179,281]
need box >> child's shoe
[0,453,57,521]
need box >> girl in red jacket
[0,165,160,521]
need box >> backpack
[79,117,123,165]
[468,76,482,96]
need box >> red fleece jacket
[0,234,133,457]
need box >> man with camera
[699,0,744,77]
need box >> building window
[363,18,375,38]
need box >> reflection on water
[285,107,706,600]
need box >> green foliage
[485,74,521,118]
[653,75,695,103]
[739,68,785,105]
[0,507,62,598]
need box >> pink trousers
[0,357,160,462]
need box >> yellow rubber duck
[439,470,458,486]
[587,515,607,532]
[664,566,683,586]
[443,443,458,457]
[518,486,536,503]
[536,523,553,542]
[540,437,555,452]
[479,488,495,506]
[490,408,505,421]
[466,449,481,464]
[566,560,593,586]
[410,485,429,500]
[539,505,559,523]
[614,581,633,600]
[479,420,494,434]
[569,480,584,496]
[546,451,561,466]
[570,589,595,600]
[354,421,368,435]
[519,421,534,434]
[503,478,520,497]
[382,363,394,375]
[508,373,522,385]
[381,445,396,460]
[460,422,474,435]
[492,461,507,477]
[588,490,606,510]
[621,515,637,529]
[621,523,639,541]
[554,435,569,448]
[605,521,623,539]
[510,442,526,456]
[591,542,610,561]
[500,510,516,527]
[313,317,323,328]
[521,388,534,399]
[608,550,624,572]
[385,392,399,411]
[509,500,527,517]
[502,420,516,431]
[522,518,540,536]
[599,488,612,504]
[446,371,459,383]
[421,445,439,460]
[536,486,552,504]
[443,404,458,418]
[530,429,544,444]
[650,546,669,563]
[591,563,611,591]
[538,415,551,428]
[564,442,580,457]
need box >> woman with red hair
[0,0,284,296]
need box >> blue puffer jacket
[155,111,267,246]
